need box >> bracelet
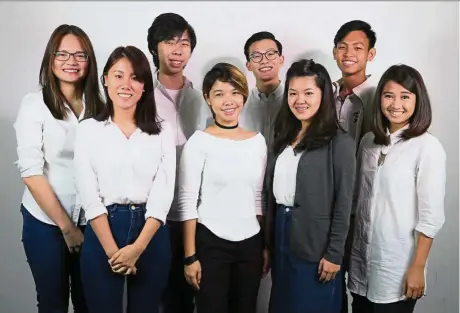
[184,254,198,266]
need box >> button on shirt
[178,131,267,241]
[74,118,176,224]
[333,76,376,151]
[14,91,85,225]
[153,71,213,221]
[240,82,284,148]
[348,127,446,303]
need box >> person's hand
[62,224,84,253]
[404,265,425,300]
[318,258,340,283]
[109,244,143,275]
[184,260,202,290]
[262,248,270,278]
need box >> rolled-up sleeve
[74,120,108,220]
[325,134,356,264]
[415,137,446,238]
[13,94,45,177]
[146,123,177,224]
[177,133,207,222]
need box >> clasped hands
[108,244,144,276]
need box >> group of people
[13,12,446,313]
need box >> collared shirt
[14,91,86,226]
[240,82,284,148]
[153,70,213,221]
[178,131,267,241]
[333,75,376,151]
[348,127,446,303]
[74,118,176,224]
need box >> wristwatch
[184,254,198,266]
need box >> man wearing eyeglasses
[241,31,284,313]
[241,31,285,148]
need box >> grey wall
[0,1,458,313]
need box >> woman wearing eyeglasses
[13,24,104,313]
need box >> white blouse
[178,130,267,241]
[273,146,304,206]
[74,118,176,224]
[348,127,446,303]
[14,91,85,225]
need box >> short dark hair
[244,31,283,62]
[39,24,104,120]
[202,63,249,118]
[147,13,197,68]
[334,20,376,49]
[273,59,340,155]
[372,64,432,146]
[96,46,162,135]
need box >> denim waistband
[106,203,146,213]
[277,203,294,210]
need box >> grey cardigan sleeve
[324,133,356,264]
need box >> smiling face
[333,30,375,77]
[52,34,89,85]
[287,76,322,127]
[104,57,145,113]
[246,39,284,83]
[205,80,244,126]
[381,80,416,132]
[157,30,192,75]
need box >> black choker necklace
[215,120,238,129]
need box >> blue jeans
[80,203,171,313]
[270,204,342,313]
[21,205,87,313]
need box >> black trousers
[162,221,196,313]
[351,293,417,313]
[195,223,263,313]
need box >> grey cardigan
[265,132,356,264]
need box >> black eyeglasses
[249,50,279,63]
[54,51,88,62]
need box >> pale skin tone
[288,75,340,283]
[90,57,161,276]
[183,80,269,290]
[156,31,192,90]
[381,80,430,299]
[246,39,284,95]
[24,34,90,253]
[333,30,376,93]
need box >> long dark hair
[95,46,162,135]
[39,24,104,120]
[373,64,432,145]
[273,59,340,155]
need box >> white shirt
[153,71,213,221]
[240,82,284,148]
[74,118,176,224]
[333,75,376,150]
[178,131,267,241]
[13,91,85,225]
[348,127,446,303]
[273,146,304,206]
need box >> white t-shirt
[178,130,267,241]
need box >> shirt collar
[152,68,193,90]
[333,75,373,102]
[254,80,284,100]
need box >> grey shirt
[240,82,284,148]
[333,75,376,152]
[265,132,356,264]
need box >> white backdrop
[0,2,458,313]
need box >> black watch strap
[184,254,198,266]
